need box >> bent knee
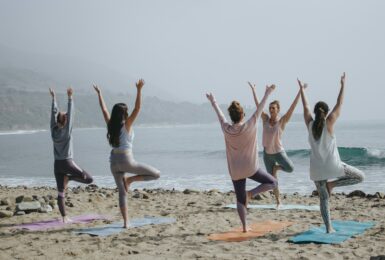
[86,176,94,184]
[152,171,161,180]
[285,165,294,173]
[356,172,365,183]
[271,178,278,188]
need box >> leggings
[263,150,294,174]
[315,163,364,232]
[232,168,277,228]
[110,151,160,208]
[54,159,93,216]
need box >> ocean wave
[0,129,47,135]
[286,147,385,166]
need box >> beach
[0,185,384,260]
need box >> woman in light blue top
[94,79,160,228]
[298,73,364,233]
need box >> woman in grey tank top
[298,73,364,233]
[94,79,160,229]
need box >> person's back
[308,121,344,181]
[222,117,259,181]
[116,126,134,151]
[50,97,73,160]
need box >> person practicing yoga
[93,79,160,229]
[248,82,303,209]
[49,87,94,223]
[298,73,364,233]
[206,85,278,232]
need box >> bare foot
[246,191,252,208]
[124,176,133,193]
[63,216,73,224]
[242,226,251,233]
[326,227,336,233]
[275,202,282,210]
[123,222,130,229]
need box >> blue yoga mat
[224,204,320,211]
[73,216,176,237]
[290,220,375,244]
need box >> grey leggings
[263,150,294,174]
[315,163,364,232]
[110,151,160,207]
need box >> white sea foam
[0,129,47,136]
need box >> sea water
[0,120,384,194]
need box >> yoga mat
[208,220,294,242]
[15,214,111,231]
[74,216,176,236]
[289,220,375,244]
[224,204,319,211]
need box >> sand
[0,185,384,260]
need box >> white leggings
[315,163,364,231]
[110,151,160,207]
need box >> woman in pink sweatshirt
[206,85,277,232]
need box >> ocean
[0,121,384,194]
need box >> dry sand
[0,185,384,260]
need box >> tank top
[262,118,284,154]
[117,126,134,150]
[308,121,344,181]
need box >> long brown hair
[107,103,128,147]
[227,101,244,124]
[312,101,329,140]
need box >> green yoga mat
[224,204,320,211]
[289,220,375,244]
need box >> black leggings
[54,159,93,216]
[232,168,278,205]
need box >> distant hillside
[0,87,302,130]
[0,87,222,130]
[0,65,302,130]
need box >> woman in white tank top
[298,73,364,233]
[248,82,302,208]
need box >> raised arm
[206,92,227,126]
[49,88,58,129]
[254,84,275,119]
[66,87,74,133]
[327,73,345,129]
[93,85,110,124]
[280,85,306,129]
[248,82,268,121]
[297,79,313,126]
[125,79,144,129]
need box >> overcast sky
[1,0,384,119]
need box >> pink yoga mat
[14,214,111,231]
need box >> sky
[0,0,384,119]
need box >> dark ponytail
[107,103,128,147]
[312,101,329,140]
[228,101,244,124]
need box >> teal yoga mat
[224,204,320,211]
[74,216,176,237]
[289,220,375,244]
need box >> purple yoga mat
[14,214,111,231]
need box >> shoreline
[1,185,384,259]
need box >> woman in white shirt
[298,73,364,233]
